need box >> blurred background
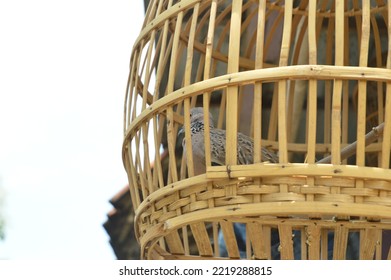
[0,0,145,259]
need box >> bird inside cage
[179,107,278,175]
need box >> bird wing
[210,128,227,166]
[237,132,254,164]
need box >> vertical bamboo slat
[331,0,344,166]
[226,0,242,166]
[278,224,294,260]
[247,223,267,259]
[333,224,348,260]
[356,0,370,166]
[277,0,292,164]
[382,0,391,169]
[220,221,240,258]
[253,0,266,164]
[307,224,321,260]
[307,0,317,164]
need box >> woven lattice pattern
[123,0,391,259]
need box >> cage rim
[123,64,391,143]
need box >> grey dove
[181,107,278,174]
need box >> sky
[0,0,144,259]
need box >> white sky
[0,0,144,259]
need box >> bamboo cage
[123,0,391,260]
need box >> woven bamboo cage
[123,0,391,260]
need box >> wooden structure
[123,0,391,259]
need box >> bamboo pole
[318,123,385,164]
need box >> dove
[180,107,278,174]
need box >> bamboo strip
[219,221,240,258]
[184,4,199,87]
[323,10,335,152]
[153,26,169,102]
[317,122,385,164]
[381,0,391,169]
[263,227,272,259]
[142,123,154,195]
[154,116,166,190]
[335,1,345,66]
[202,0,218,169]
[332,224,348,260]
[264,1,387,18]
[125,50,139,130]
[300,228,307,260]
[166,108,178,183]
[206,163,391,182]
[163,230,185,255]
[181,3,198,178]
[340,2,349,164]
[368,8,385,151]
[180,218,391,230]
[388,0,391,69]
[277,80,288,165]
[341,83,349,165]
[161,202,391,232]
[142,38,155,109]
[190,222,214,256]
[183,101,194,176]
[278,0,292,67]
[306,224,321,260]
[130,48,142,123]
[321,229,329,260]
[252,0,266,200]
[356,0,370,167]
[267,85,278,142]
[124,144,141,209]
[381,85,391,168]
[226,0,242,166]
[247,223,268,259]
[139,31,156,195]
[360,228,379,259]
[213,222,219,257]
[307,0,317,164]
[134,131,149,199]
[331,79,342,165]
[245,225,251,259]
[167,12,183,93]
[278,224,294,260]
[143,0,157,26]
[331,0,344,167]
[276,0,293,163]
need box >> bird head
[189,107,214,125]
[178,107,214,136]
